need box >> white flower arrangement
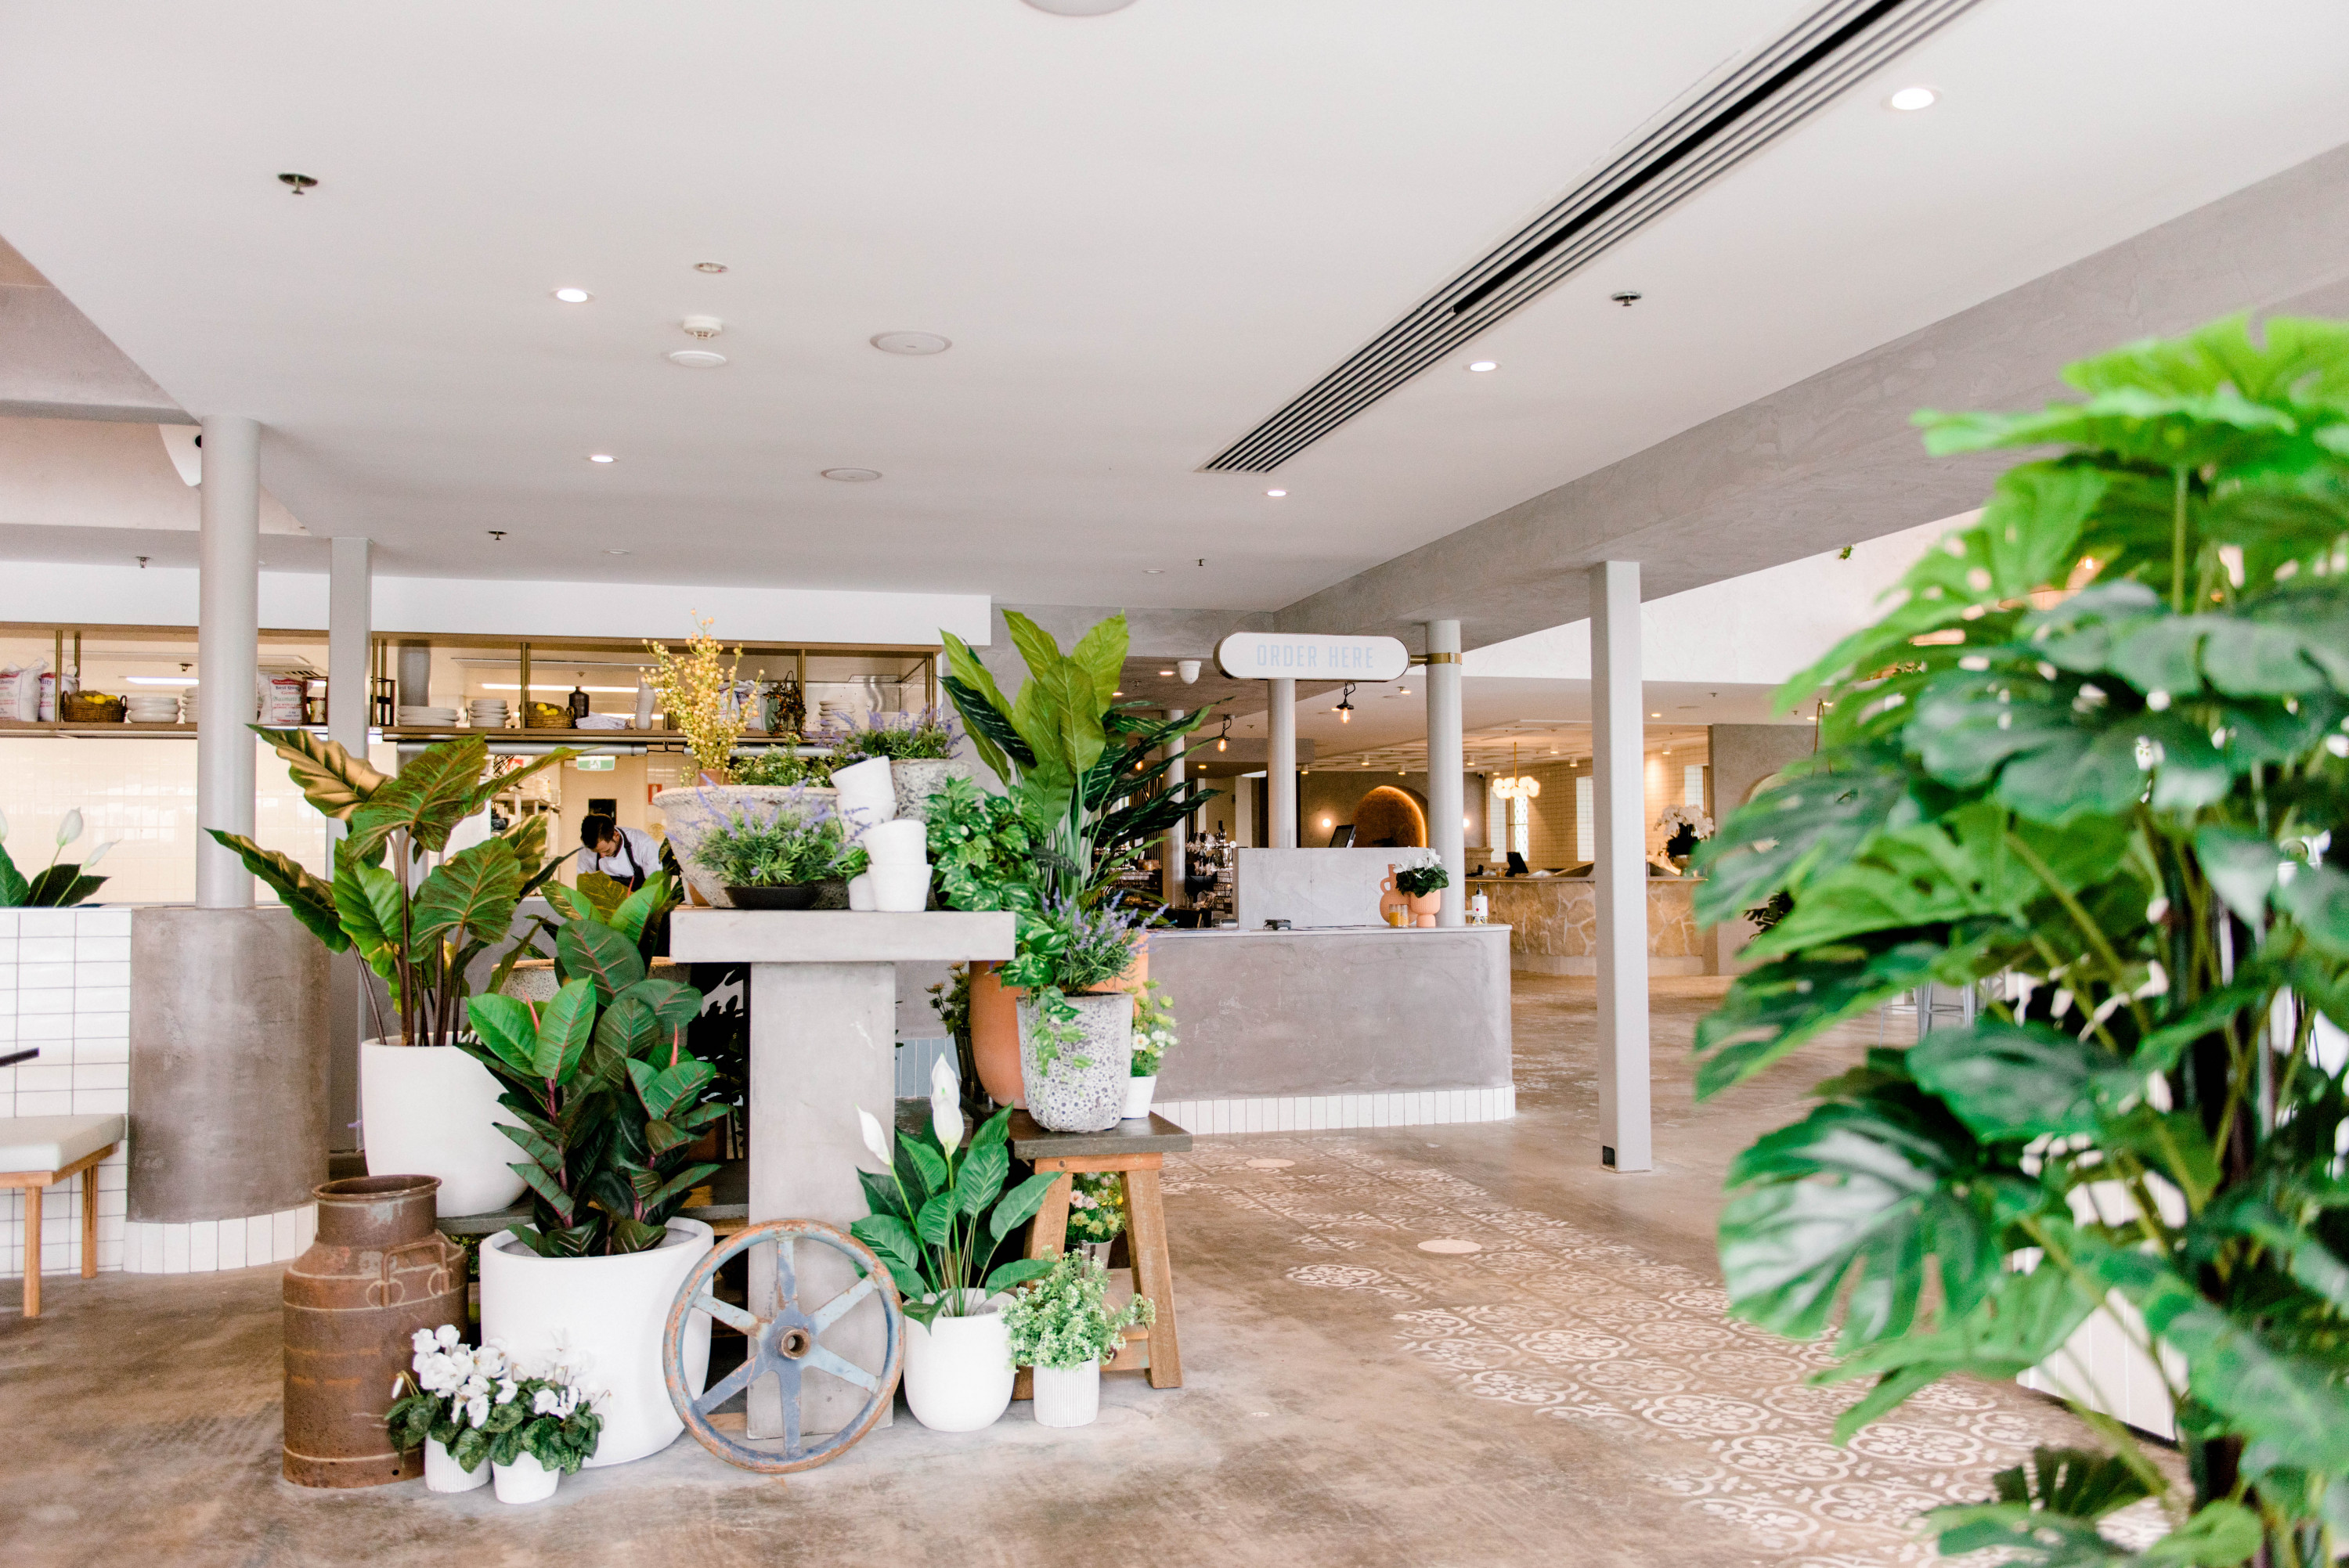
[388,1325,606,1478]
[1656,804,1715,839]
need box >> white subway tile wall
[0,907,132,1278]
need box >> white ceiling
[2,1,2346,611]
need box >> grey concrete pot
[1015,990,1134,1133]
[652,784,835,909]
[889,757,972,824]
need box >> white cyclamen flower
[496,1377,520,1405]
[532,1386,562,1416]
[929,1055,964,1158]
[412,1328,438,1357]
[857,1105,892,1168]
[436,1324,461,1349]
[464,1394,490,1429]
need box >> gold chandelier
[1493,741,1540,801]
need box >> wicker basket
[60,692,125,723]
[523,701,573,730]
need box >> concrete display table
[668,910,1015,1439]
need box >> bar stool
[1007,1109,1191,1397]
[1,1112,125,1317]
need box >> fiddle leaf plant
[1692,315,2349,1566]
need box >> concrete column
[1161,708,1187,905]
[327,539,372,1147]
[1424,620,1464,925]
[396,642,432,708]
[1267,679,1297,849]
[196,414,260,909]
[1591,560,1651,1172]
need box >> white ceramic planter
[831,757,897,829]
[1032,1361,1102,1429]
[859,818,928,866]
[1123,1074,1156,1122]
[889,758,970,823]
[1017,991,1134,1133]
[904,1291,1015,1432]
[492,1451,560,1505]
[479,1218,714,1467]
[651,784,832,909]
[424,1436,489,1493]
[360,1040,527,1218]
[870,862,931,912]
[847,873,876,910]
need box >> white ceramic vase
[859,818,928,866]
[847,873,876,910]
[903,1290,1015,1432]
[1016,991,1134,1133]
[1122,1074,1156,1121]
[492,1451,560,1505]
[831,757,897,829]
[889,757,970,823]
[869,863,931,912]
[1032,1361,1102,1429]
[651,784,832,909]
[479,1218,714,1467]
[359,1040,527,1218]
[424,1436,489,1493]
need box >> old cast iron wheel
[662,1219,904,1472]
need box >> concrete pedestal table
[669,910,1014,1440]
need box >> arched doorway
[1351,785,1427,848]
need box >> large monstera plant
[208,730,573,1044]
[1694,316,2349,1566]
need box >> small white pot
[869,862,930,912]
[1031,1361,1102,1429]
[831,757,897,827]
[1123,1074,1156,1122]
[859,818,929,867]
[847,872,876,910]
[492,1451,561,1505]
[424,1436,489,1493]
[1017,991,1134,1133]
[1078,1239,1114,1271]
[360,1040,527,1217]
[479,1219,714,1467]
[904,1291,1014,1432]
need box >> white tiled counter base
[123,1205,317,1274]
[0,907,130,1279]
[1154,1085,1514,1135]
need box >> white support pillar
[1161,708,1187,905]
[328,538,372,759]
[1267,679,1297,849]
[1424,620,1464,926]
[196,415,261,909]
[1591,560,1651,1172]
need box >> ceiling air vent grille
[1202,0,1981,474]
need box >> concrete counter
[1469,875,1707,976]
[1142,925,1514,1134]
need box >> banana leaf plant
[1693,315,2349,1566]
[462,880,723,1257]
[207,730,572,1045]
[939,611,1218,903]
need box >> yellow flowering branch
[644,615,744,783]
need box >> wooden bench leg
[1012,1173,1074,1401]
[81,1172,98,1279]
[1125,1168,1181,1389]
[22,1183,40,1318]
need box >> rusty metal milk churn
[283,1175,468,1487]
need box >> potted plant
[1692,315,2349,1565]
[0,808,114,906]
[461,907,726,1466]
[207,730,572,1216]
[1657,804,1713,872]
[1066,1172,1124,1268]
[1392,856,1449,926]
[727,743,834,791]
[693,795,865,909]
[1126,980,1174,1120]
[1002,896,1146,1133]
[488,1361,604,1505]
[850,1058,1059,1431]
[926,778,1044,1103]
[819,706,967,823]
[1002,1250,1155,1429]
[387,1325,508,1494]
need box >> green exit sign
[573,755,616,772]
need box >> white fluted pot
[360,1040,526,1218]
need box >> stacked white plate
[467,698,510,730]
[125,694,182,723]
[398,705,460,727]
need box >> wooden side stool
[1007,1110,1192,1397]
[0,1113,126,1317]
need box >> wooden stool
[1008,1110,1191,1397]
[0,1113,126,1317]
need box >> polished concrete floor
[2,978,2136,1567]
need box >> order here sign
[1214,632,1409,683]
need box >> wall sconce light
[1217,715,1231,752]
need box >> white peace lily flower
[857,1105,892,1168]
[929,1055,963,1157]
[82,839,114,869]
[56,809,82,847]
[0,808,9,840]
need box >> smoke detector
[871,331,951,356]
[681,315,724,339]
[668,349,727,369]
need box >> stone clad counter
[1470,876,1707,976]
[1142,925,1514,1134]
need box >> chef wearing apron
[578,813,661,890]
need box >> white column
[1591,560,1651,1172]
[1424,620,1464,926]
[196,415,261,909]
[1161,708,1187,904]
[328,538,372,757]
[1267,679,1297,849]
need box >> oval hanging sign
[1214,632,1409,683]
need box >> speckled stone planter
[1016,991,1134,1133]
[651,784,835,909]
[889,758,972,824]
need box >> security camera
[1177,659,1201,684]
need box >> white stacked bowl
[468,698,509,730]
[126,694,181,723]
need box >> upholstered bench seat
[2,1112,126,1317]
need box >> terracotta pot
[1408,891,1441,928]
[1377,866,1413,926]
[282,1175,468,1488]
[969,963,1026,1108]
[1108,934,1149,993]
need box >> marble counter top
[1467,875,1707,976]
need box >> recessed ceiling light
[693,261,729,273]
[606,548,630,555]
[1887,85,1938,112]
[1023,0,1138,13]
[589,453,616,463]
[821,467,882,482]
[1266,488,1287,498]
[1649,711,1661,718]
[1467,360,1497,373]
[552,287,593,304]
[871,331,952,355]
[1145,568,1165,575]
[668,349,727,369]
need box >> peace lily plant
[0,807,114,907]
[1694,316,2349,1566]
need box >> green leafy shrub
[1131,979,1175,1077]
[821,705,961,762]
[696,798,864,888]
[1002,1250,1155,1371]
[727,744,833,788]
[1692,315,2349,1565]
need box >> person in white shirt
[578,814,662,890]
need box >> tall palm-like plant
[1694,316,2349,1565]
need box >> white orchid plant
[387,1324,605,1476]
[849,1057,1061,1327]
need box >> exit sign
[573,755,616,772]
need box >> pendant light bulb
[1336,682,1355,723]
